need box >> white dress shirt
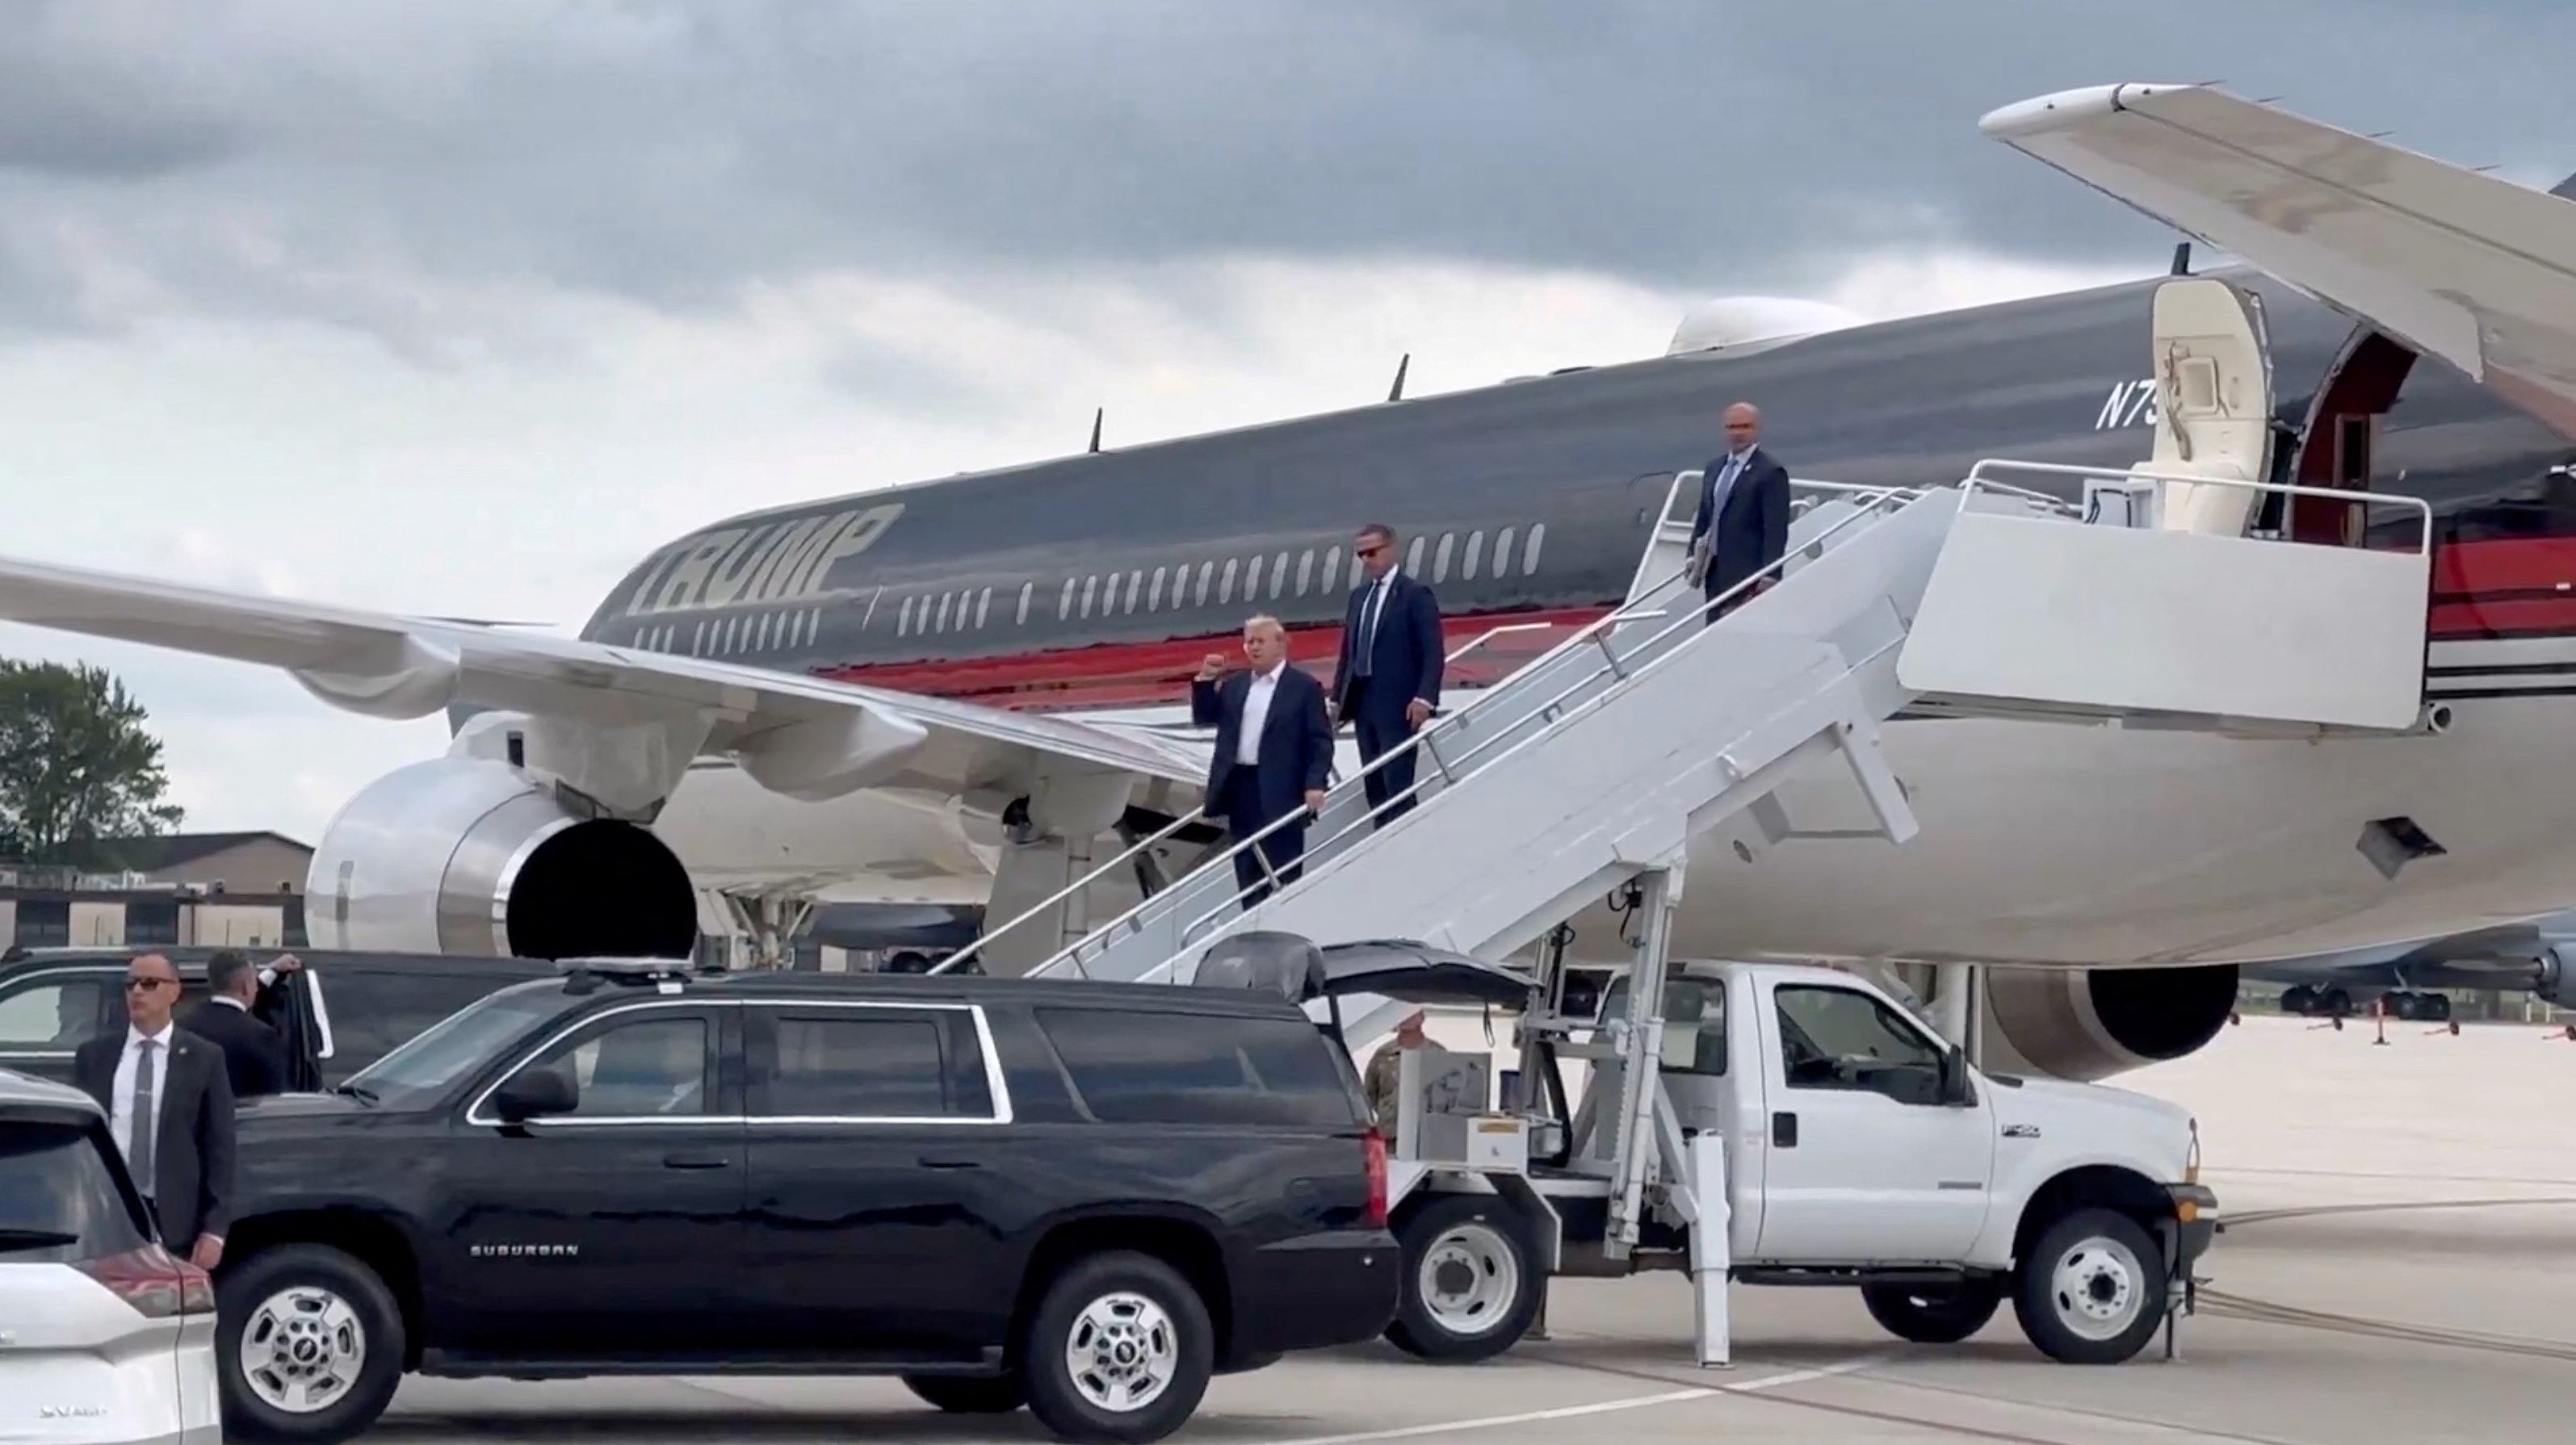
[108,1020,174,1179]
[1236,660,1286,765]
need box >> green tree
[0,659,184,869]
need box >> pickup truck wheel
[2012,1208,2167,1364]
[902,1372,1026,1414]
[213,1244,406,1445]
[1860,1279,2003,1344]
[1385,1196,1540,1362]
[1022,1250,1213,1444]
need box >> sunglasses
[124,978,176,992]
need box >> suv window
[1035,1007,1363,1129]
[0,1118,151,1263]
[319,968,529,1075]
[522,1012,713,1119]
[0,978,111,1052]
[1773,984,1945,1105]
[757,1009,995,1120]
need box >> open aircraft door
[2139,275,2277,537]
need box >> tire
[2424,992,2454,1023]
[213,1243,406,1445]
[1861,1278,2003,1344]
[2280,986,2316,1016]
[2012,1208,2168,1364]
[903,1372,1026,1414]
[2322,986,2352,1018]
[1384,1195,1541,1362]
[1021,1250,1214,1444]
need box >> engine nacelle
[2540,944,2573,1005]
[1981,964,2238,1083]
[308,758,700,960]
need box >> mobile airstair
[933,450,2435,1035]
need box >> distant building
[0,831,314,950]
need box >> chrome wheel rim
[2049,1236,2146,1342]
[1418,1221,1520,1337]
[1064,1291,1177,1414]
[241,1285,367,1414]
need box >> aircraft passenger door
[2142,276,2278,538]
[1748,980,1993,1264]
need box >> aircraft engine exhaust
[1982,963,2239,1082]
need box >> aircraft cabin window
[899,597,914,637]
[1433,532,1455,584]
[690,620,707,656]
[1322,547,1342,593]
[1464,530,1484,580]
[1271,551,1290,599]
[724,616,740,653]
[1059,578,1076,620]
[1220,558,1238,605]
[1128,569,1144,614]
[1524,522,1546,575]
[1148,567,1167,612]
[1081,575,1097,618]
[758,614,774,650]
[1494,526,1517,577]
[1195,561,1214,606]
[977,587,992,628]
[1017,582,1034,626]
[1296,550,1315,597]
[1405,536,1426,575]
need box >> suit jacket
[1686,446,1793,599]
[73,1027,236,1251]
[181,997,292,1099]
[1193,664,1335,824]
[1331,571,1444,724]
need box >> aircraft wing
[0,551,1208,815]
[1981,83,2576,439]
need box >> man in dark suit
[73,953,235,1269]
[1332,522,1444,828]
[181,949,299,1099]
[1686,400,1794,622]
[1193,614,1335,906]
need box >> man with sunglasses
[1332,522,1444,828]
[71,953,237,1270]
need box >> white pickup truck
[1194,936,2220,1369]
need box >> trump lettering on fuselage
[623,503,904,616]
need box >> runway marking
[1258,1352,1888,1445]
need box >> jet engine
[1980,964,2239,1083]
[305,758,700,960]
[2539,944,2573,1006]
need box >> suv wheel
[1386,1195,1540,1361]
[903,1372,1027,1414]
[215,1244,406,1443]
[1022,1251,1214,1444]
[2012,1208,2167,1364]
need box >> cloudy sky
[3,0,2572,844]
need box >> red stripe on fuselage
[814,606,1616,710]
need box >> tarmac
[372,1012,2576,1443]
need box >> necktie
[1710,452,1747,523]
[1355,578,1387,678]
[130,1039,157,1198]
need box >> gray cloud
[3,0,2572,342]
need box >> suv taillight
[1363,1129,1389,1228]
[73,1243,209,1318]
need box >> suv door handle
[662,1153,732,1171]
[919,1155,980,1171]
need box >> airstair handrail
[1959,458,2435,549]
[1445,621,1560,667]
[1024,488,1920,982]
[921,808,1206,975]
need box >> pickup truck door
[1749,978,1994,1263]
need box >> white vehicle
[0,1067,222,1445]
[1194,932,2218,1368]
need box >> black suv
[0,947,557,1092]
[212,960,1399,1444]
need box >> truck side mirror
[1939,1049,1977,1108]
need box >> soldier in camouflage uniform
[1363,1010,1429,1132]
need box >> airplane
[6,82,2576,1087]
[2243,909,2576,1022]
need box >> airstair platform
[935,459,2435,1042]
